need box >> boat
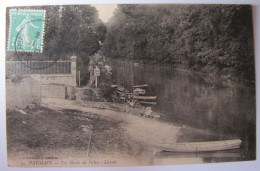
[132,84,148,88]
[132,95,157,100]
[126,93,137,95]
[137,101,157,105]
[154,139,242,153]
[155,150,241,158]
[133,88,146,95]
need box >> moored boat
[132,84,148,88]
[132,95,157,100]
[137,101,157,105]
[154,139,242,153]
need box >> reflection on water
[154,156,204,165]
[110,59,256,162]
[154,149,243,164]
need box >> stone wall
[31,74,75,86]
[6,56,78,108]
[6,76,41,109]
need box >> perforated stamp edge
[7,9,46,53]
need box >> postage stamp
[8,9,46,53]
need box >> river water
[109,59,256,163]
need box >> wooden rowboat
[155,150,241,158]
[132,95,157,100]
[132,84,148,88]
[137,101,157,105]
[154,139,242,153]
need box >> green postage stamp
[8,9,46,52]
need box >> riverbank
[7,98,181,167]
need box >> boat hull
[132,84,148,88]
[155,139,242,153]
[132,95,157,100]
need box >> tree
[6,5,107,66]
[101,4,254,80]
[59,5,106,62]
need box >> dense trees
[6,5,107,68]
[6,4,254,80]
[58,6,106,59]
[102,4,254,80]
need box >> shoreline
[6,97,182,167]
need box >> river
[108,59,256,163]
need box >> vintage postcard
[5,4,256,167]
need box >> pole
[95,76,98,87]
[87,131,92,157]
[78,71,81,87]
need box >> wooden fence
[6,61,71,76]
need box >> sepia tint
[5,4,255,167]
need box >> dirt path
[7,98,179,167]
[7,98,181,166]
[41,98,181,147]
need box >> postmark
[8,8,62,69]
[8,9,46,53]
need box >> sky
[91,4,118,23]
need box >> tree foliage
[6,5,107,68]
[102,4,254,80]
